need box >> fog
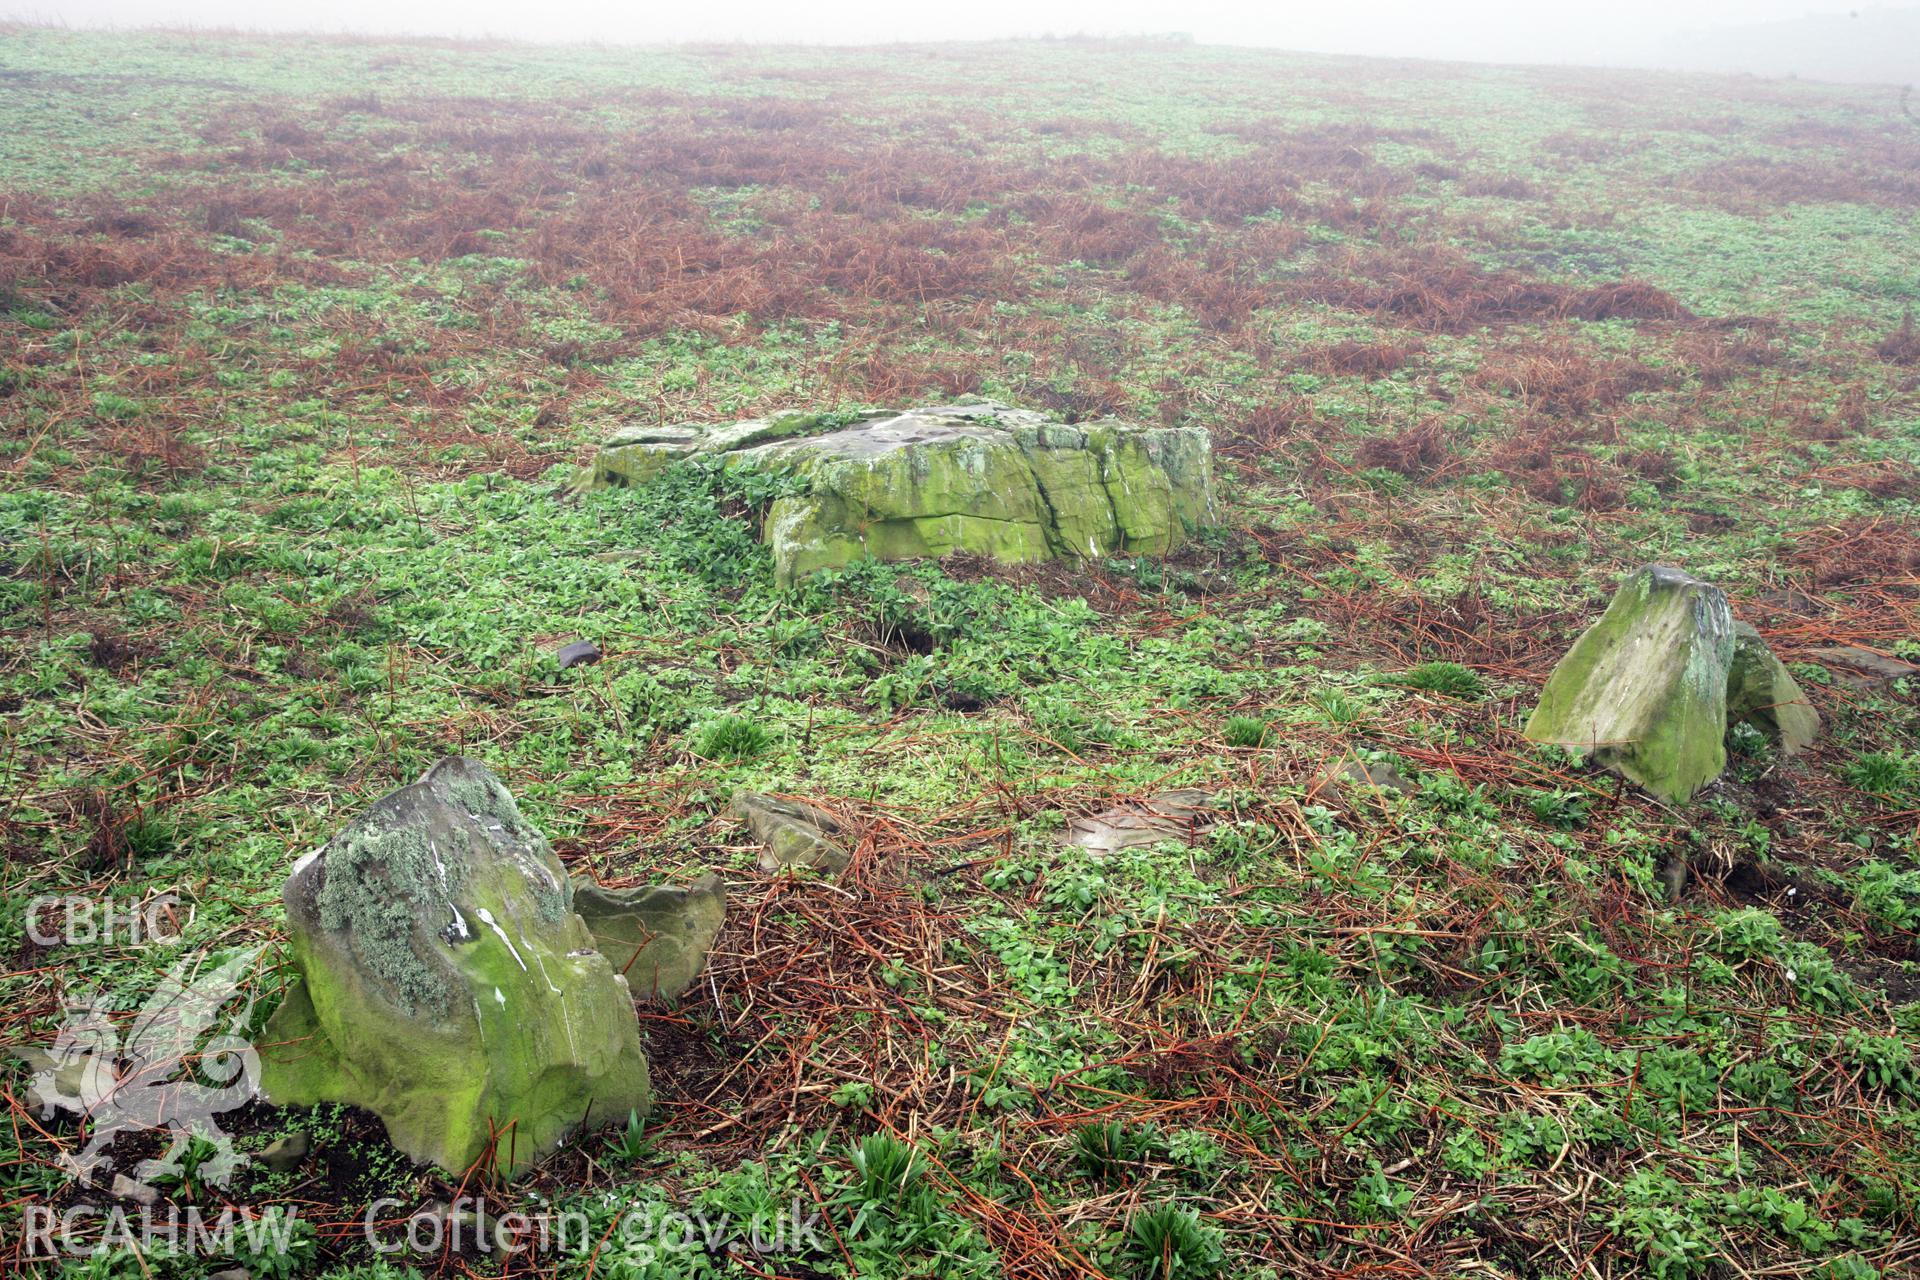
[9,0,1920,82]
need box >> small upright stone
[1726,623,1818,753]
[573,873,725,1004]
[259,757,650,1177]
[1526,566,1735,802]
[258,1132,310,1174]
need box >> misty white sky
[1,0,1876,65]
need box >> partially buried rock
[729,791,850,873]
[111,1174,159,1208]
[1726,622,1819,754]
[1808,644,1920,689]
[572,873,725,1004]
[1309,760,1415,810]
[258,1132,310,1174]
[259,757,650,1177]
[590,402,1216,586]
[1064,790,1215,852]
[1526,566,1735,802]
[1527,567,1819,802]
[553,639,601,671]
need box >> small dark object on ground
[554,639,602,670]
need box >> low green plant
[1072,1119,1159,1182]
[847,1132,923,1206]
[1395,660,1486,699]
[1120,1203,1225,1279]
[145,1132,223,1201]
[1312,688,1367,726]
[1608,1170,1733,1280]
[1844,752,1915,798]
[608,1107,650,1161]
[58,1251,145,1280]
[690,714,774,761]
[232,1206,320,1280]
[1527,788,1590,830]
[1223,715,1271,748]
[319,1266,428,1280]
[1853,861,1920,931]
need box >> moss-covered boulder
[591,402,1216,586]
[572,873,725,1004]
[259,758,650,1177]
[1525,566,1736,802]
[1727,622,1819,754]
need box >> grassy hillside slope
[2,26,1918,1280]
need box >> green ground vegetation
[2,25,1918,1280]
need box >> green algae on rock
[590,402,1216,585]
[1525,566,1736,802]
[1727,621,1820,754]
[259,757,650,1177]
[572,872,725,1005]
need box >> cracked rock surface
[591,401,1216,585]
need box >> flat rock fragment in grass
[1308,760,1415,811]
[590,401,1216,586]
[572,873,725,1004]
[552,639,601,670]
[258,757,650,1177]
[1726,622,1819,754]
[1064,789,1215,852]
[1525,565,1735,802]
[730,790,851,874]
[1808,644,1920,688]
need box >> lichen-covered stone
[729,791,850,873]
[1727,622,1819,754]
[591,402,1216,586]
[572,873,725,1004]
[259,757,649,1177]
[1525,566,1735,802]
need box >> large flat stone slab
[591,402,1215,585]
[729,791,851,874]
[1808,644,1920,689]
[1063,789,1216,852]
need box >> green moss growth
[590,404,1216,586]
[1526,567,1734,801]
